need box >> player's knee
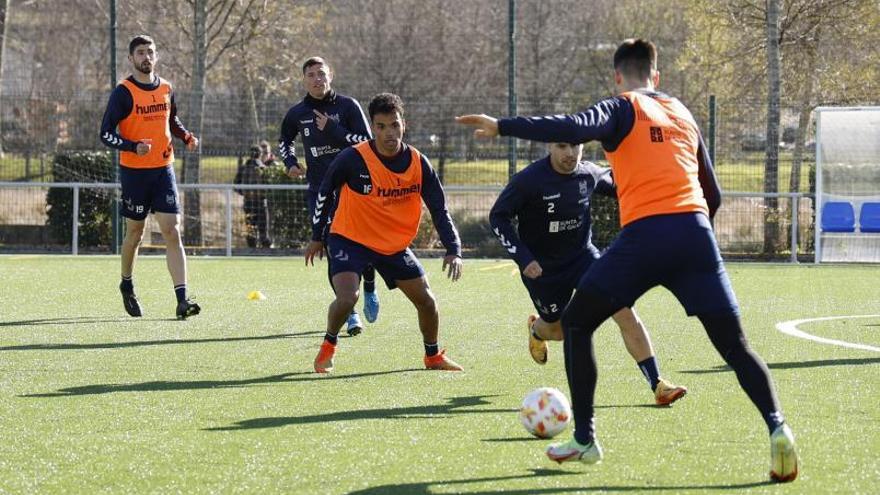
[159,223,181,240]
[125,223,145,243]
[335,290,359,311]
[561,286,620,334]
[699,311,750,362]
[412,291,437,314]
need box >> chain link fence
[0,92,817,259]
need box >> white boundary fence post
[790,192,799,263]
[225,187,233,257]
[814,109,824,263]
[71,185,79,255]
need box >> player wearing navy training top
[99,34,200,320]
[490,142,686,405]
[458,39,797,482]
[279,56,378,335]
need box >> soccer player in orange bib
[305,93,464,374]
[457,39,797,482]
[99,35,201,320]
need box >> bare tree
[764,0,782,254]
[0,0,9,156]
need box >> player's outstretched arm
[442,255,463,282]
[304,241,324,266]
[455,115,499,139]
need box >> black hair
[368,93,405,121]
[129,35,155,55]
[612,39,657,81]
[302,56,330,74]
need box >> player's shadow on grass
[20,367,421,398]
[206,394,515,431]
[344,469,773,494]
[682,356,880,374]
[0,316,172,327]
[0,331,322,351]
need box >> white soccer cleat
[769,424,798,482]
[346,312,363,336]
[545,437,603,465]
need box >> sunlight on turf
[1,257,879,493]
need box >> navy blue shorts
[326,234,424,290]
[119,165,180,221]
[522,250,598,323]
[579,212,739,317]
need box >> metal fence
[0,181,814,261]
[0,92,819,259]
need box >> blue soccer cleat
[363,291,380,323]
[346,312,363,336]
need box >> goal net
[815,107,880,262]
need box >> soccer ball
[519,387,572,439]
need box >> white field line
[775,315,880,353]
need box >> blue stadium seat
[859,202,880,233]
[821,202,855,233]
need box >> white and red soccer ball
[519,387,572,438]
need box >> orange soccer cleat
[313,341,337,373]
[654,378,688,406]
[527,314,548,365]
[424,349,464,371]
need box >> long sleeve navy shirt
[99,76,191,152]
[278,90,372,192]
[312,142,461,257]
[490,157,615,271]
[497,91,721,218]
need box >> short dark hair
[613,39,657,81]
[368,93,405,121]
[129,35,155,55]
[249,146,261,159]
[302,56,330,74]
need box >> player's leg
[521,271,568,365]
[118,167,149,317]
[312,190,363,335]
[610,308,687,405]
[362,264,380,323]
[546,228,655,464]
[698,311,797,482]
[313,271,359,374]
[314,235,371,373]
[151,165,197,319]
[154,211,198,319]
[327,271,360,336]
[120,217,145,317]
[664,213,796,481]
[546,283,620,464]
[257,197,271,248]
[396,276,462,372]
[243,198,257,248]
[530,318,563,341]
[385,248,461,371]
